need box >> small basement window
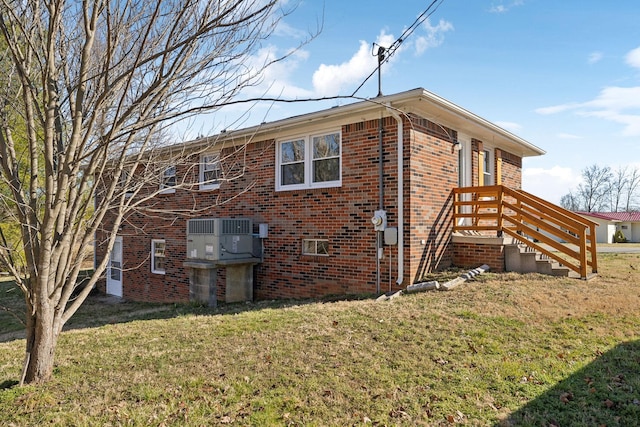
[302,239,329,256]
[151,239,166,274]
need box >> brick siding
[95,112,522,302]
[451,241,505,273]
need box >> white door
[457,135,472,226]
[106,236,123,297]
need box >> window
[151,239,166,274]
[280,139,305,186]
[118,170,135,198]
[277,131,341,190]
[200,154,222,190]
[302,239,329,256]
[482,149,494,185]
[159,165,176,194]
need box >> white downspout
[386,106,404,285]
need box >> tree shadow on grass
[0,380,18,390]
[1,277,375,344]
[500,339,640,426]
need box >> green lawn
[1,254,639,426]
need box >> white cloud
[588,51,603,64]
[557,133,582,139]
[576,86,640,136]
[243,45,313,99]
[312,31,396,97]
[535,103,579,115]
[414,18,454,55]
[536,46,640,135]
[536,85,640,120]
[583,86,640,110]
[523,166,581,203]
[489,0,524,13]
[274,20,310,39]
[625,46,640,69]
[312,18,453,97]
[579,110,640,137]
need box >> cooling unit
[186,218,254,261]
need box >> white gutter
[386,105,404,285]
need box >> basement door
[106,236,123,297]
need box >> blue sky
[195,0,640,204]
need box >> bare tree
[566,164,612,212]
[625,167,640,212]
[560,164,640,213]
[560,191,581,212]
[0,0,313,385]
[610,166,629,212]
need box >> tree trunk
[22,302,58,384]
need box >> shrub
[613,230,627,243]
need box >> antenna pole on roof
[375,44,386,97]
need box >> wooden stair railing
[452,185,598,279]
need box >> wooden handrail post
[590,223,598,273]
[453,184,598,280]
[497,185,504,237]
[453,189,458,230]
[579,226,588,278]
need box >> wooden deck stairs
[453,185,598,279]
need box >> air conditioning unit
[186,218,254,261]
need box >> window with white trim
[159,165,176,194]
[151,239,166,274]
[482,149,494,185]
[277,131,341,191]
[118,170,135,198]
[302,239,329,256]
[200,154,222,190]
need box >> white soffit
[185,88,545,158]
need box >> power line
[351,0,447,97]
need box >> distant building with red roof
[577,212,640,243]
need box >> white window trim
[199,154,222,191]
[302,239,329,256]
[151,239,166,275]
[276,130,342,191]
[119,170,135,198]
[482,147,494,186]
[159,165,176,194]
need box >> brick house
[95,88,547,303]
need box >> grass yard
[1,253,639,426]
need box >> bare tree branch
[0,0,320,384]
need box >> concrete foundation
[184,258,261,306]
[185,260,218,307]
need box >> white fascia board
[181,87,545,158]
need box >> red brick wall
[452,241,505,272]
[499,149,522,189]
[97,117,406,301]
[406,116,458,283]
[95,113,522,302]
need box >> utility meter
[371,210,387,231]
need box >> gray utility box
[187,218,254,261]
